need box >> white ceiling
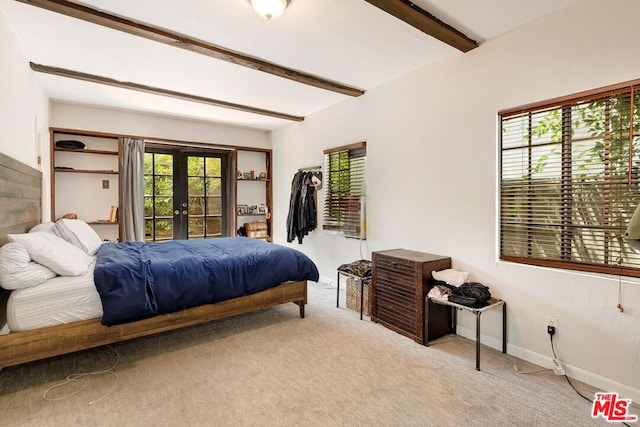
[1,0,578,130]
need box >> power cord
[549,334,633,427]
[512,364,552,374]
[549,334,591,403]
[43,345,120,405]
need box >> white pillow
[0,243,57,290]
[7,232,92,276]
[28,222,57,234]
[54,219,102,256]
[432,268,470,286]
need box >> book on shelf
[109,206,119,223]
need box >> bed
[0,152,317,368]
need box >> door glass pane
[205,157,222,177]
[206,197,222,215]
[155,197,173,217]
[188,177,205,197]
[155,154,173,174]
[144,152,175,242]
[206,217,222,237]
[206,178,222,196]
[145,219,153,242]
[155,219,173,240]
[153,176,173,196]
[189,197,205,216]
[144,176,153,197]
[188,156,204,176]
[144,153,153,174]
[155,176,173,196]
[144,196,153,217]
[189,218,204,238]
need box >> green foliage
[508,92,640,266]
[532,109,562,142]
[144,153,223,241]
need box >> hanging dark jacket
[287,171,320,243]
[286,172,304,243]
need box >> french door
[144,147,232,242]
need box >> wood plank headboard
[0,153,42,246]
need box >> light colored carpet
[0,283,617,426]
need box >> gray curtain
[122,137,145,242]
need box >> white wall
[0,9,50,208]
[51,103,270,150]
[272,0,640,401]
[50,103,270,227]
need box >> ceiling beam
[30,63,305,122]
[16,0,365,97]
[363,0,478,52]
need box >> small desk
[425,297,506,371]
[336,271,368,320]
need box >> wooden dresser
[371,249,452,344]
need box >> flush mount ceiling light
[249,0,291,20]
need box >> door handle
[182,202,187,208]
[182,210,188,215]
[174,210,180,215]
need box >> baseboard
[455,325,640,403]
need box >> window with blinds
[323,142,366,239]
[500,82,640,277]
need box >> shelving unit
[54,168,119,174]
[51,128,122,242]
[236,148,272,241]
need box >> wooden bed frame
[0,152,307,368]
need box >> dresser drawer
[375,268,416,292]
[375,304,416,334]
[374,254,417,278]
[375,282,416,310]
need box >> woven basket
[346,277,372,316]
[244,221,268,238]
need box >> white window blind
[323,142,366,239]
[500,82,640,277]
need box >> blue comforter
[94,237,319,326]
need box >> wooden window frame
[499,78,640,277]
[323,142,367,239]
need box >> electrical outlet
[102,180,109,189]
[546,316,558,329]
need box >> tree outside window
[500,85,640,276]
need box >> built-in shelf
[54,168,119,175]
[54,147,118,156]
[236,149,272,242]
[51,127,121,243]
